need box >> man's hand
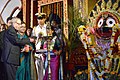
[21,44,32,52]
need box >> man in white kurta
[32,13,47,80]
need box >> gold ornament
[89,0,120,26]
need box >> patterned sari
[43,35,61,80]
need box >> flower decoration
[38,32,43,38]
[77,25,86,34]
[77,0,120,79]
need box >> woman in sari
[16,22,37,80]
[43,26,62,80]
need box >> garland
[78,24,120,79]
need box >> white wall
[0,0,22,23]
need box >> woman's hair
[49,13,61,29]
[49,13,61,24]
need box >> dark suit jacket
[1,25,30,65]
[0,30,5,59]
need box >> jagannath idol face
[95,12,119,39]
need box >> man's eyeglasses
[16,22,21,25]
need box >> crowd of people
[0,13,64,80]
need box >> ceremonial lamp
[47,38,52,80]
[43,28,56,80]
[46,22,52,80]
[35,22,55,80]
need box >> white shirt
[32,24,47,50]
[32,24,47,37]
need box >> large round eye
[106,17,115,27]
[98,18,103,28]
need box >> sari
[43,35,61,80]
[16,34,37,80]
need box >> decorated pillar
[31,0,33,28]
[37,0,41,13]
[63,0,68,41]
[22,0,31,28]
[31,0,38,28]
[83,0,88,18]
[22,0,26,24]
[63,0,69,61]
[73,0,88,19]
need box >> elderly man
[1,17,35,80]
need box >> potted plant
[63,6,87,79]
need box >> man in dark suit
[0,17,12,58]
[1,17,35,80]
[0,16,12,80]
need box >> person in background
[6,16,12,27]
[32,13,47,80]
[1,17,35,80]
[26,27,33,37]
[26,27,35,49]
[0,24,7,32]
